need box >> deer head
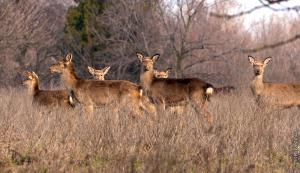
[137,53,160,71]
[23,71,39,94]
[248,56,272,76]
[154,68,171,78]
[50,54,73,74]
[88,66,110,80]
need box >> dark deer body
[23,71,74,108]
[137,53,214,122]
[214,86,236,95]
[147,77,213,105]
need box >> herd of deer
[22,53,300,123]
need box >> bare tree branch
[242,33,300,53]
[210,0,300,19]
[210,5,266,19]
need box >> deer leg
[140,95,157,115]
[83,103,94,119]
[168,101,187,115]
[190,93,214,123]
[132,102,143,118]
[155,99,166,114]
[121,95,143,118]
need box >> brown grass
[0,88,299,173]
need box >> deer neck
[251,74,264,96]
[62,64,79,90]
[28,80,39,96]
[140,69,154,91]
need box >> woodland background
[1,0,300,88]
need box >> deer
[154,68,171,78]
[88,66,110,80]
[50,54,155,117]
[214,86,236,95]
[153,68,185,114]
[23,71,75,108]
[136,53,214,123]
[248,55,300,109]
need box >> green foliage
[39,167,49,173]
[10,152,32,166]
[91,155,108,169]
[65,0,106,56]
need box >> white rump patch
[139,89,143,97]
[206,87,214,95]
[69,95,74,105]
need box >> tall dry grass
[0,88,299,173]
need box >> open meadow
[0,88,299,173]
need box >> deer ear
[103,66,110,74]
[25,71,32,79]
[264,57,272,65]
[87,66,95,75]
[32,71,39,79]
[25,71,31,77]
[248,55,255,64]
[65,53,73,64]
[166,68,172,73]
[152,54,160,62]
[136,52,144,62]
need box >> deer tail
[205,84,214,101]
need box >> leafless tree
[88,0,162,81]
[85,0,246,84]
[151,0,247,79]
[210,0,300,53]
[0,0,73,86]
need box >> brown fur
[154,69,170,78]
[137,53,214,123]
[50,54,155,117]
[23,71,74,108]
[88,66,110,80]
[249,56,300,108]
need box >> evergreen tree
[65,0,106,61]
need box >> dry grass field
[0,88,300,173]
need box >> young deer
[154,68,171,78]
[248,56,300,108]
[88,66,110,80]
[50,54,155,117]
[23,71,74,108]
[137,53,214,123]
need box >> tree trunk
[175,55,183,78]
